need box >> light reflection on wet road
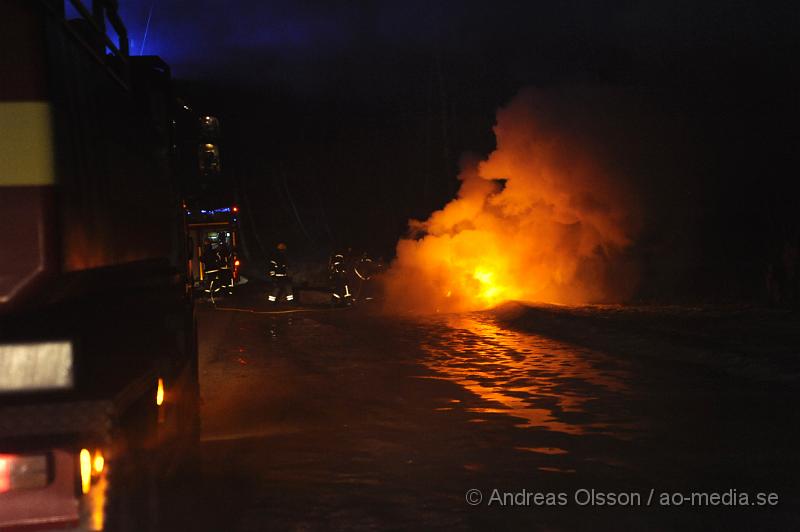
[421,313,634,437]
[179,290,799,531]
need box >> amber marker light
[80,449,91,494]
[92,450,104,475]
[156,378,164,406]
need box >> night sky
[117,0,798,302]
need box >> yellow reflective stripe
[0,101,55,186]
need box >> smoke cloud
[384,87,642,313]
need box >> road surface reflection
[422,313,636,437]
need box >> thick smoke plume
[385,88,641,313]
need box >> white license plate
[0,341,73,392]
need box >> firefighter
[354,252,381,302]
[216,231,231,267]
[201,238,219,270]
[214,232,234,294]
[329,251,353,305]
[200,237,226,297]
[267,242,294,303]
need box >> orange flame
[385,89,639,313]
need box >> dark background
[113,0,798,304]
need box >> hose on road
[210,303,348,315]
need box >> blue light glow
[196,207,232,215]
[118,1,355,81]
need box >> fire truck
[1,1,199,530]
[187,205,242,296]
[181,110,242,295]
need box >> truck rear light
[0,341,73,393]
[79,449,91,494]
[0,454,49,493]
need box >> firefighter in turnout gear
[267,242,294,303]
[354,252,380,302]
[201,238,220,270]
[200,237,233,298]
[216,231,231,267]
[329,251,353,305]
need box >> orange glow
[232,205,239,213]
[79,448,91,494]
[156,378,164,406]
[422,314,630,435]
[87,474,107,531]
[472,268,505,306]
[384,89,639,313]
[92,450,104,475]
[234,259,240,267]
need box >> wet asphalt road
[172,285,799,531]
